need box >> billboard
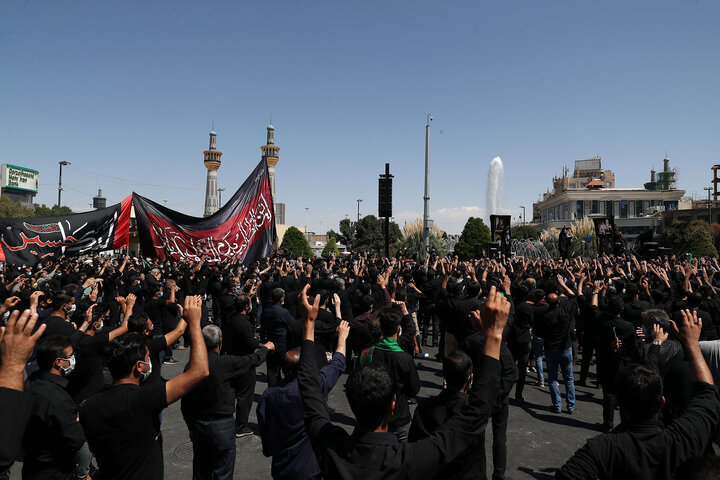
[1,164,39,193]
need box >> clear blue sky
[1,0,718,234]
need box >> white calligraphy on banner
[149,193,272,263]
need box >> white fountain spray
[487,156,505,219]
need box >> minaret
[260,120,280,214]
[203,127,223,217]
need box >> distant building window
[577,201,584,220]
[592,200,599,214]
[606,201,614,217]
[620,200,628,219]
[635,200,643,217]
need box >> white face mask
[60,355,76,376]
[139,359,152,382]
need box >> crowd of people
[0,249,719,479]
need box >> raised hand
[337,320,350,343]
[0,309,45,390]
[299,284,320,326]
[668,309,702,345]
[469,286,511,338]
[651,324,668,344]
[182,296,203,326]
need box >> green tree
[326,229,346,246]
[454,217,491,260]
[321,237,340,258]
[338,219,354,248]
[662,220,718,258]
[0,195,35,218]
[34,204,73,216]
[281,226,313,258]
[354,215,402,256]
[682,224,718,258]
[510,225,540,240]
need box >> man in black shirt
[22,335,86,480]
[181,324,273,479]
[221,293,260,436]
[80,296,209,480]
[557,309,720,480]
[409,350,481,479]
[298,284,509,480]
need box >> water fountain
[487,156,505,218]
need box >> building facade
[533,157,684,238]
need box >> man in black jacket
[181,324,273,479]
[557,309,720,480]
[297,284,509,480]
[22,335,86,480]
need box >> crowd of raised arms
[0,249,719,480]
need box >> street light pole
[305,207,310,242]
[423,114,432,258]
[218,188,225,207]
[57,161,71,207]
[519,206,526,225]
[704,187,712,223]
[356,199,363,222]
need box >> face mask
[95,320,104,333]
[233,286,242,295]
[139,360,152,382]
[65,304,76,315]
[60,355,76,376]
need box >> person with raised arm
[80,295,209,480]
[557,309,720,480]
[298,284,509,479]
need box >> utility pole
[423,114,432,258]
[218,188,225,207]
[356,199,363,222]
[57,161,70,207]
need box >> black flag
[133,160,275,264]
[0,196,132,265]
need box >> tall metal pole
[704,187,712,223]
[423,114,432,258]
[305,207,310,242]
[218,188,225,207]
[57,161,70,207]
[356,199,363,222]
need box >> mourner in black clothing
[408,350,481,479]
[557,309,720,480]
[80,296,209,480]
[181,324,273,480]
[221,292,261,435]
[298,285,509,480]
[22,335,85,480]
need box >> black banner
[0,196,132,265]
[133,159,275,264]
